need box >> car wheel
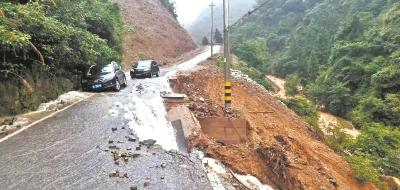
[114,79,121,92]
[122,76,127,87]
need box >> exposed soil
[117,0,197,69]
[170,59,376,190]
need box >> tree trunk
[8,72,34,92]
[29,41,45,65]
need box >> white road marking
[0,94,95,144]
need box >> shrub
[285,74,301,96]
[347,154,384,186]
[281,96,321,133]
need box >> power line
[229,0,271,30]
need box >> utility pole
[223,0,232,114]
[209,2,215,56]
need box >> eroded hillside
[170,60,377,190]
[117,0,197,68]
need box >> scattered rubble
[127,136,137,142]
[169,61,377,190]
[109,170,129,178]
[37,91,90,112]
[0,116,29,136]
[160,91,186,99]
[141,139,157,148]
[144,178,151,187]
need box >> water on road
[0,47,219,190]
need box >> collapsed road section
[167,57,378,190]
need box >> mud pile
[117,0,197,69]
[169,59,376,190]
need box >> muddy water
[122,46,221,151]
[266,75,360,138]
[319,112,361,137]
[266,75,287,99]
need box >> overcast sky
[172,0,220,26]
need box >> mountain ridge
[186,0,256,44]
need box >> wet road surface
[0,48,218,190]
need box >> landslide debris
[169,58,377,190]
[117,0,197,68]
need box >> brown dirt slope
[170,60,377,190]
[117,0,197,69]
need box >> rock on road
[0,47,219,190]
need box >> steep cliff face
[117,0,197,68]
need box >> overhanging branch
[28,41,45,65]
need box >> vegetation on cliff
[0,0,123,116]
[232,0,400,187]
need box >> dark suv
[81,62,127,91]
[130,60,160,79]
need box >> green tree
[231,0,400,186]
[232,38,270,72]
[285,74,301,96]
[349,124,400,177]
[202,36,210,45]
[214,29,223,44]
[281,96,320,131]
[306,72,353,117]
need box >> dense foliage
[0,0,123,116]
[280,96,320,131]
[232,0,400,186]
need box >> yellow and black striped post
[224,81,232,109]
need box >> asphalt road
[0,48,218,190]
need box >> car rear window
[88,64,113,75]
[135,61,152,68]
